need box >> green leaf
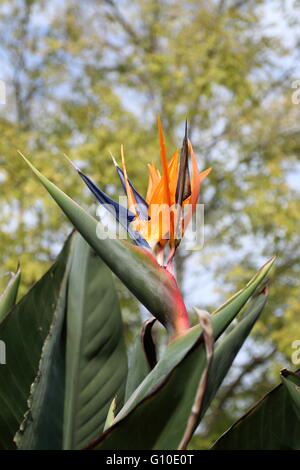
[87,259,274,450]
[200,292,268,421]
[212,369,300,450]
[14,232,127,450]
[0,242,70,450]
[15,255,69,450]
[0,265,21,323]
[63,233,128,450]
[280,369,300,421]
[18,153,188,338]
[125,318,157,402]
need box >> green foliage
[11,233,128,450]
[0,226,276,449]
[63,233,127,449]
[213,369,300,450]
[0,0,299,450]
[0,241,70,449]
[0,148,281,450]
[90,292,270,450]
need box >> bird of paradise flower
[64,118,211,275]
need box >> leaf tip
[109,151,118,167]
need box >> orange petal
[148,146,179,245]
[189,140,211,206]
[146,163,161,203]
[198,167,212,183]
[147,202,173,247]
[149,154,178,208]
[167,149,179,204]
[157,117,171,207]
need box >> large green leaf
[0,265,21,323]
[281,370,300,420]
[212,369,300,450]
[87,260,274,450]
[15,258,69,450]
[63,232,128,449]
[14,233,128,450]
[199,292,268,421]
[19,153,188,338]
[0,242,70,450]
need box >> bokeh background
[0,0,300,448]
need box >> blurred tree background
[0,0,300,448]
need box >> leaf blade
[63,233,128,449]
[15,256,69,450]
[200,292,268,422]
[0,242,70,449]
[212,369,300,450]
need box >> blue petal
[114,163,150,221]
[78,170,150,248]
[78,170,136,223]
[128,227,151,248]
